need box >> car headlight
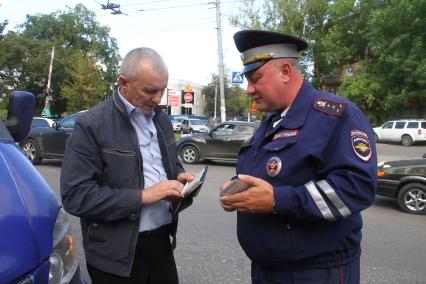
[49,208,79,284]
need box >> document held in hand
[172,166,208,215]
[182,166,208,197]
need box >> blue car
[0,91,83,283]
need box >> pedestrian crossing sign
[231,72,244,84]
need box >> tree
[60,52,107,112]
[325,0,426,122]
[0,4,120,115]
[202,74,251,119]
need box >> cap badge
[242,53,274,66]
[266,156,282,177]
[351,130,371,161]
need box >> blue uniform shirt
[236,82,377,270]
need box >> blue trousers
[251,256,360,284]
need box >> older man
[61,47,194,284]
[220,30,377,284]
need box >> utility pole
[41,46,54,117]
[215,0,226,122]
[214,81,217,121]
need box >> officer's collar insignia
[351,130,371,161]
[273,130,298,140]
[266,156,282,177]
[314,98,346,117]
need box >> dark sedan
[177,121,258,164]
[20,112,83,164]
[377,155,426,215]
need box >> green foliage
[60,52,107,112]
[202,74,251,118]
[0,4,120,116]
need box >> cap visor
[240,61,268,76]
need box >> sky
[0,0,246,85]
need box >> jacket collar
[277,80,315,129]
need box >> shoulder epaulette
[314,98,347,117]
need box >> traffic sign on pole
[231,71,244,84]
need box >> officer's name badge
[351,130,371,162]
[314,98,346,116]
[273,130,298,140]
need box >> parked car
[180,118,209,134]
[373,119,426,146]
[32,116,55,128]
[177,121,258,164]
[376,155,426,214]
[1,91,82,283]
[20,112,82,164]
[172,117,185,132]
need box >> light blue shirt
[118,89,172,232]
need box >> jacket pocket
[85,220,136,261]
[101,148,138,187]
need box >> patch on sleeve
[351,130,371,161]
[314,98,347,116]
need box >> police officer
[220,30,377,284]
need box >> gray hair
[119,47,168,81]
[272,58,301,71]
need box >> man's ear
[279,60,292,83]
[118,75,128,90]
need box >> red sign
[168,95,180,106]
[184,92,193,103]
[251,100,257,112]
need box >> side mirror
[422,153,426,159]
[5,91,35,142]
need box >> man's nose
[246,81,256,96]
[152,93,163,104]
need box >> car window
[395,121,406,129]
[237,125,255,135]
[32,118,49,128]
[59,116,77,128]
[190,120,205,125]
[421,122,426,129]
[213,124,235,136]
[406,122,419,128]
[382,122,394,129]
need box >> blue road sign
[231,71,244,84]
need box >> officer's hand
[177,172,196,184]
[220,174,274,213]
[219,179,235,212]
[141,180,183,204]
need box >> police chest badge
[266,156,282,177]
[351,130,371,161]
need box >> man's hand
[141,180,184,204]
[219,174,274,213]
[177,172,196,184]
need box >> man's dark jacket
[60,90,185,277]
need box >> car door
[379,121,395,141]
[41,115,77,155]
[204,123,237,159]
[181,119,189,134]
[392,121,407,141]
